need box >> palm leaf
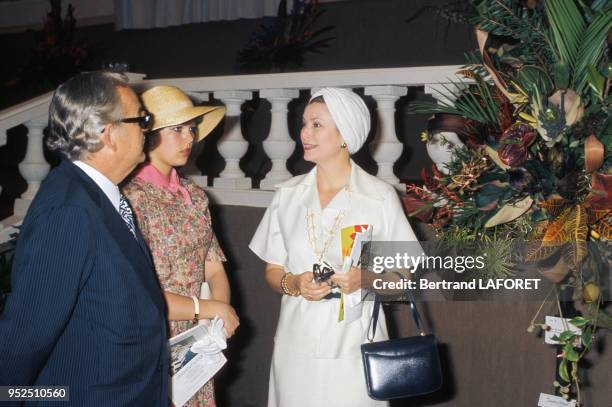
[572,10,612,94]
[545,0,586,71]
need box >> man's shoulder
[27,162,100,217]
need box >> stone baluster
[259,89,299,190]
[212,91,252,189]
[364,86,407,186]
[15,118,50,217]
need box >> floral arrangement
[236,0,334,72]
[7,0,92,92]
[404,0,611,403]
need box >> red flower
[498,123,536,167]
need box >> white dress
[249,162,420,407]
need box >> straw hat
[141,86,226,141]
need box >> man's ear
[100,123,119,152]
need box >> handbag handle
[367,274,426,342]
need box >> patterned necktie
[119,194,137,239]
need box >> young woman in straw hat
[122,86,239,407]
[249,88,420,407]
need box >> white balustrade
[213,90,252,189]
[364,85,407,186]
[0,65,468,236]
[9,118,50,224]
[259,89,299,190]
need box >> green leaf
[552,62,570,89]
[559,330,578,343]
[545,0,586,71]
[581,326,593,348]
[573,10,612,94]
[516,65,554,97]
[586,64,606,97]
[568,316,589,329]
[559,358,570,383]
[564,343,580,362]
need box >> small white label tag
[544,316,582,346]
[538,393,576,407]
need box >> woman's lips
[180,148,192,156]
[303,143,316,150]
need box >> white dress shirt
[73,160,121,213]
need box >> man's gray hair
[47,71,128,160]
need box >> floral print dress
[123,175,226,407]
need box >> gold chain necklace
[305,185,352,263]
[305,208,345,263]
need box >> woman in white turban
[249,88,419,407]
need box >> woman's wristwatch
[280,272,301,296]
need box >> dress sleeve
[249,190,288,267]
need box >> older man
[0,72,168,405]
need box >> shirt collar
[133,163,193,205]
[73,160,121,212]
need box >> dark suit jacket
[0,159,168,406]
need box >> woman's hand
[330,266,362,294]
[293,272,331,301]
[201,300,240,337]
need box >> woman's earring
[340,142,347,149]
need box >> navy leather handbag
[361,295,442,400]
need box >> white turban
[309,87,371,154]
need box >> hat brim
[151,105,226,142]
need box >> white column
[259,89,299,190]
[183,92,210,186]
[364,85,407,186]
[212,90,252,189]
[15,118,50,216]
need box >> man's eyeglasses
[120,111,153,131]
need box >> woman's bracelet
[280,272,300,296]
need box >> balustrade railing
[0,66,464,236]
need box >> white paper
[544,316,582,346]
[538,393,577,407]
[169,323,227,407]
[340,226,373,324]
